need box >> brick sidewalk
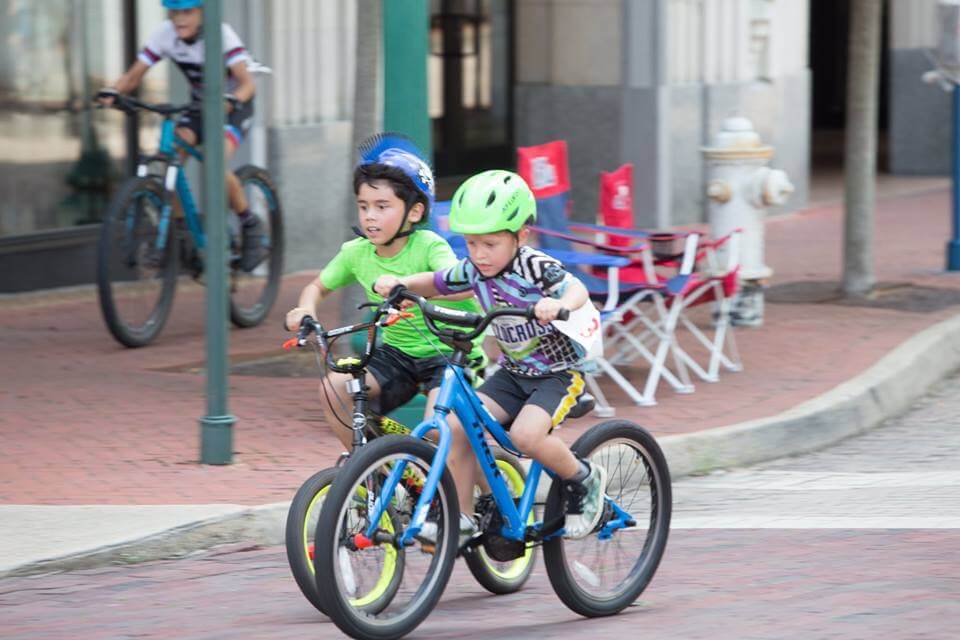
[2,186,959,505]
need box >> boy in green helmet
[375,170,607,540]
[286,134,486,489]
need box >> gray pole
[200,0,235,464]
[842,0,883,296]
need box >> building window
[0,0,168,238]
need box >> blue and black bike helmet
[162,0,203,9]
[355,132,436,245]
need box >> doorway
[808,0,891,203]
[429,0,514,189]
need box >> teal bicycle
[96,94,283,347]
[313,286,673,640]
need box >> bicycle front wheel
[229,164,283,328]
[285,466,403,616]
[97,177,178,348]
[542,420,672,618]
[314,435,459,640]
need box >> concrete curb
[0,503,289,579]
[6,312,960,579]
[662,313,960,476]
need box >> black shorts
[176,99,254,147]
[478,368,586,430]
[367,344,448,415]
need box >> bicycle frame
[144,117,206,253]
[364,358,638,548]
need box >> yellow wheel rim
[477,460,535,579]
[303,483,399,607]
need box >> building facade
[0,0,948,292]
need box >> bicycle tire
[229,164,283,328]
[286,466,403,616]
[542,420,672,618]
[314,435,459,640]
[97,177,179,348]
[463,448,538,595]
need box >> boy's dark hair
[353,163,431,221]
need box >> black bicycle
[283,299,578,615]
[96,94,283,347]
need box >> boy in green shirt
[285,133,485,462]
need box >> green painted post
[382,1,430,427]
[382,0,431,155]
[200,0,235,464]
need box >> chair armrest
[542,249,631,267]
[529,224,648,254]
[567,221,649,239]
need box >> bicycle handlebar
[385,285,569,344]
[282,299,413,374]
[96,91,194,117]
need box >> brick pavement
[2,186,959,505]
[3,531,956,639]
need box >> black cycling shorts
[478,367,585,430]
[175,99,254,147]
[366,344,449,415]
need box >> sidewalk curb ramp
[6,313,960,579]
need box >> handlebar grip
[524,307,570,321]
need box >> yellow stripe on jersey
[551,371,585,428]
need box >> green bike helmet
[449,170,536,235]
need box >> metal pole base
[947,241,960,271]
[200,414,236,465]
[731,282,766,327]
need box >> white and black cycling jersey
[138,20,252,102]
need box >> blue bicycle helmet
[355,132,435,244]
[163,0,203,9]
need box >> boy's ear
[406,202,425,225]
[516,226,531,244]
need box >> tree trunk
[341,0,383,322]
[842,0,883,296]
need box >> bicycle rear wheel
[463,448,538,595]
[542,420,672,618]
[229,164,283,328]
[314,435,458,640]
[97,177,178,348]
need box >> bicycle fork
[358,417,453,549]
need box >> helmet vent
[503,174,512,183]
[458,191,466,206]
[486,191,497,207]
[505,206,519,221]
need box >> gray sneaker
[562,461,608,539]
[419,513,478,551]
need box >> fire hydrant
[703,116,794,326]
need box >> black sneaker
[239,216,268,272]
[562,461,608,539]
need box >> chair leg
[585,372,616,417]
[595,356,655,406]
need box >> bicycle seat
[567,392,596,420]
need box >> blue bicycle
[96,94,283,347]
[313,287,673,640]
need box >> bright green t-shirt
[320,230,485,360]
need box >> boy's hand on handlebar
[533,298,566,324]
[96,88,118,107]
[285,306,311,331]
[373,277,415,309]
[373,275,402,298]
